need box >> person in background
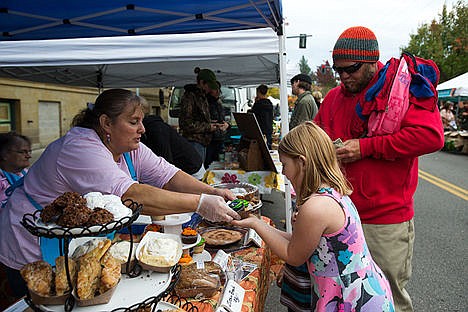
[457,100,468,130]
[205,81,229,168]
[439,101,457,130]
[0,132,32,208]
[141,106,205,180]
[250,84,274,149]
[0,89,239,299]
[232,122,394,311]
[289,74,318,130]
[314,26,444,312]
[179,67,220,163]
[312,91,323,110]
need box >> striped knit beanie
[332,26,379,63]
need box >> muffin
[181,227,198,244]
[178,253,193,266]
[193,238,206,254]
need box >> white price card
[218,279,245,312]
[213,249,230,270]
[196,259,205,270]
[244,228,262,247]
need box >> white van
[167,86,255,127]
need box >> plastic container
[136,232,182,272]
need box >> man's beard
[343,65,375,94]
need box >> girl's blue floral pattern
[305,188,395,311]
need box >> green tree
[298,56,311,75]
[402,1,467,82]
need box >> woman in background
[0,132,32,208]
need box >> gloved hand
[212,188,236,201]
[196,193,240,223]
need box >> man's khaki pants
[362,220,414,312]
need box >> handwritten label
[244,229,262,247]
[219,279,245,312]
[213,249,230,270]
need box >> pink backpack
[367,57,411,136]
[363,52,439,137]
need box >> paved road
[262,151,468,312]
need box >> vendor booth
[437,72,468,100]
[0,1,293,312]
[437,73,468,153]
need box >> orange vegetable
[178,254,193,264]
[181,227,197,236]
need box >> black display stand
[20,200,183,312]
[233,112,277,173]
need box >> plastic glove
[212,188,236,201]
[196,193,240,223]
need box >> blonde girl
[232,121,394,312]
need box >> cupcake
[178,253,193,266]
[193,238,206,254]
[181,227,198,244]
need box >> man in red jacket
[315,26,444,312]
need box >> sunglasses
[332,62,364,75]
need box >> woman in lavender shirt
[0,89,239,298]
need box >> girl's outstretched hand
[230,214,260,229]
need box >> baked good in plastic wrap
[73,238,121,305]
[175,261,224,298]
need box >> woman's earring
[106,133,111,144]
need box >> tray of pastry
[174,261,225,299]
[21,192,142,238]
[199,226,252,253]
[21,238,179,311]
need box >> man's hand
[218,121,229,132]
[210,123,218,132]
[336,139,361,163]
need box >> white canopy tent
[0,0,294,232]
[0,28,280,88]
[437,72,468,98]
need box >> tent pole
[278,30,292,234]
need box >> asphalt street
[261,151,467,312]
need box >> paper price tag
[219,279,245,312]
[213,249,230,270]
[196,260,205,270]
[245,229,262,247]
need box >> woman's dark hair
[0,132,31,159]
[256,84,268,95]
[71,89,144,134]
